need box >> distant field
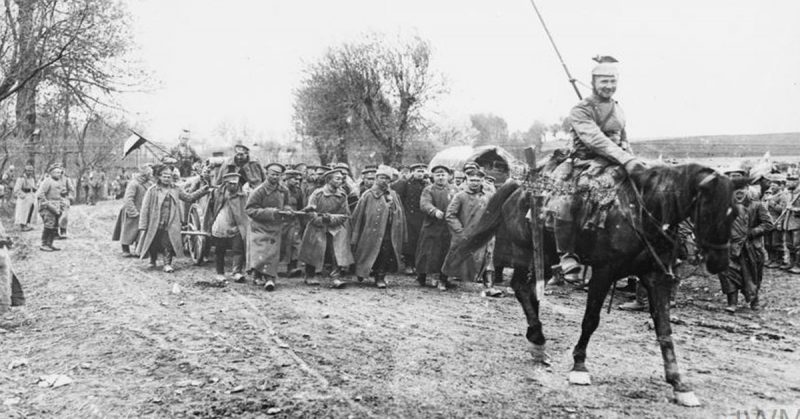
[541,132,800,163]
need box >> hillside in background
[541,132,800,160]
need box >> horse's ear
[730,176,753,191]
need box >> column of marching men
[109,143,507,293]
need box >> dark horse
[461,163,745,406]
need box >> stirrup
[559,254,581,274]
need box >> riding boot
[554,219,580,274]
[724,293,738,313]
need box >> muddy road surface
[1,201,799,418]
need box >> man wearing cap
[333,162,360,212]
[442,169,498,293]
[780,174,800,273]
[13,165,38,232]
[351,165,407,289]
[358,165,378,196]
[453,171,465,187]
[303,166,326,202]
[245,163,292,291]
[215,143,265,190]
[548,56,646,278]
[280,169,305,277]
[415,165,454,290]
[137,164,210,272]
[299,168,354,287]
[718,181,773,312]
[170,129,201,177]
[86,166,105,206]
[764,175,789,269]
[391,163,429,273]
[205,172,249,283]
[36,164,73,251]
[112,165,152,257]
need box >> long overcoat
[392,177,428,257]
[203,186,249,241]
[442,187,491,281]
[280,185,305,264]
[112,177,148,245]
[351,186,407,277]
[298,186,354,271]
[13,176,38,226]
[414,183,453,274]
[245,182,290,277]
[137,184,207,258]
[718,198,773,300]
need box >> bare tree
[294,33,443,165]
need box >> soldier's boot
[724,293,738,313]
[40,229,54,252]
[437,274,449,291]
[47,229,60,251]
[416,273,427,286]
[304,265,320,286]
[779,252,794,270]
[554,219,581,275]
[789,258,800,274]
[375,274,387,289]
[750,294,760,311]
[121,244,133,258]
[765,252,782,269]
[287,260,303,278]
[162,254,174,273]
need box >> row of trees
[293,32,568,167]
[0,0,142,188]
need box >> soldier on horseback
[551,56,648,276]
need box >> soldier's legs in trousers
[214,237,231,275]
[231,235,245,274]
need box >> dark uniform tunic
[392,177,429,264]
[414,183,453,275]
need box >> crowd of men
[109,141,506,293]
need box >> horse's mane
[461,180,522,253]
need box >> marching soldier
[36,164,73,251]
[392,163,429,273]
[112,165,152,257]
[281,169,305,277]
[206,172,249,283]
[215,143,265,190]
[245,163,291,291]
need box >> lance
[529,0,583,100]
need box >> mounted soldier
[170,129,201,177]
[547,56,647,277]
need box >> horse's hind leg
[569,265,613,385]
[642,272,700,407]
[511,266,549,365]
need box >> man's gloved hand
[623,159,648,174]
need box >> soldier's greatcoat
[392,177,428,259]
[351,185,407,278]
[442,187,491,281]
[136,184,207,258]
[112,176,149,245]
[245,181,290,277]
[13,176,38,226]
[414,183,453,275]
[298,185,354,271]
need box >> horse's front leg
[511,266,549,365]
[641,272,700,407]
[569,265,613,385]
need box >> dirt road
[1,201,799,418]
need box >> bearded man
[351,165,407,289]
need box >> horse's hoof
[568,370,591,385]
[529,344,551,366]
[674,391,700,407]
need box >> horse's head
[690,169,743,274]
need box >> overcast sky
[121,0,800,144]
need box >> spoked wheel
[186,205,207,265]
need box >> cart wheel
[187,205,206,265]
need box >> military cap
[222,172,241,183]
[465,168,485,178]
[333,162,352,176]
[292,163,307,171]
[265,162,286,173]
[430,165,451,174]
[787,173,799,181]
[409,163,427,171]
[463,162,480,172]
[322,168,344,180]
[591,55,619,77]
[376,165,394,179]
[161,156,178,165]
[233,142,249,152]
[361,167,377,175]
[48,163,63,173]
[284,169,302,178]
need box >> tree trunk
[15,0,40,164]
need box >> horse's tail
[462,181,522,253]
